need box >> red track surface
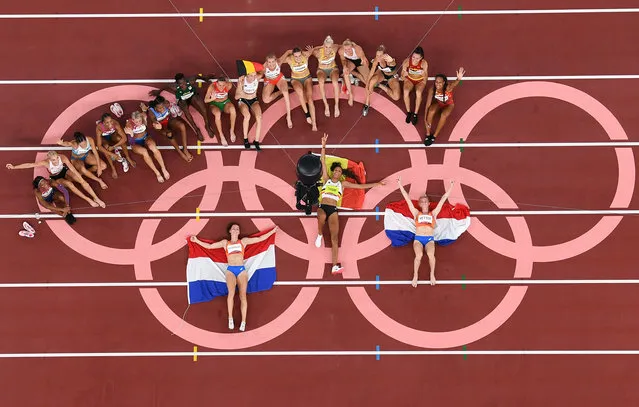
[2,0,639,406]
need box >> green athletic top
[175,82,196,101]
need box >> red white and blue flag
[186,229,277,304]
[384,200,471,247]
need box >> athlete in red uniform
[424,67,465,146]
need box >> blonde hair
[131,111,143,120]
[46,151,58,159]
[342,39,353,46]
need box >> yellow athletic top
[290,56,311,79]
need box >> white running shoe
[110,103,124,118]
[331,264,343,274]
[22,222,35,234]
[228,318,234,330]
[239,321,246,332]
[314,234,322,248]
[18,230,34,238]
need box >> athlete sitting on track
[424,68,465,146]
[363,44,401,116]
[397,176,455,287]
[281,46,317,131]
[204,77,236,145]
[144,97,193,162]
[7,151,106,208]
[32,176,76,224]
[149,73,215,140]
[315,133,385,274]
[338,39,370,107]
[401,46,429,126]
[95,113,133,178]
[190,224,279,332]
[56,132,109,190]
[235,67,264,150]
[309,35,341,118]
[123,110,170,183]
[261,53,293,129]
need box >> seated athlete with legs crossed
[397,176,455,287]
[190,224,279,332]
[315,133,385,274]
[95,113,133,178]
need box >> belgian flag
[236,60,264,76]
[311,153,367,209]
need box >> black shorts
[319,204,338,218]
[347,58,362,68]
[239,97,258,108]
[50,165,68,180]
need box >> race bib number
[418,214,433,224]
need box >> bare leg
[412,240,423,287]
[178,101,205,141]
[303,79,317,131]
[145,139,170,181]
[403,79,415,114]
[330,69,341,117]
[317,70,330,117]
[225,271,237,328]
[64,170,105,208]
[239,102,251,145]
[76,162,107,190]
[291,80,310,124]
[169,119,193,162]
[192,96,216,138]
[250,103,263,143]
[131,144,163,183]
[52,178,97,208]
[225,102,237,143]
[425,104,441,136]
[432,105,455,138]
[426,240,436,285]
[327,212,340,266]
[237,271,249,330]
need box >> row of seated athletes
[145,36,465,148]
[189,133,456,331]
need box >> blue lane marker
[375,206,380,221]
[376,275,380,290]
[374,138,379,153]
[376,345,381,360]
[374,6,379,20]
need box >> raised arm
[190,235,227,250]
[447,67,465,92]
[278,50,293,65]
[241,226,279,246]
[432,180,455,218]
[149,83,177,98]
[320,133,329,181]
[203,83,216,103]
[396,176,419,218]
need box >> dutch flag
[384,200,471,247]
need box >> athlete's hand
[189,235,198,242]
[6,163,14,170]
[152,122,162,130]
[56,139,65,146]
[377,180,386,187]
[456,67,465,80]
[321,133,328,146]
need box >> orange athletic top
[225,241,244,260]
[415,211,436,228]
[407,60,425,82]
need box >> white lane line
[2,279,639,288]
[0,349,637,358]
[1,8,639,19]
[1,75,639,85]
[0,209,637,220]
[1,141,639,152]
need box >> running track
[1,0,639,406]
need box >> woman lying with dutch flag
[396,177,455,287]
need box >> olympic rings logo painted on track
[35,82,634,350]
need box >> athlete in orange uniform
[401,46,429,126]
[424,67,465,146]
[397,177,455,287]
[190,224,279,332]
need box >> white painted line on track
[0,209,637,220]
[0,8,638,19]
[0,349,637,358]
[1,141,639,152]
[2,279,639,288]
[1,75,638,85]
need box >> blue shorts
[227,265,246,277]
[71,152,90,161]
[130,134,148,146]
[415,235,434,246]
